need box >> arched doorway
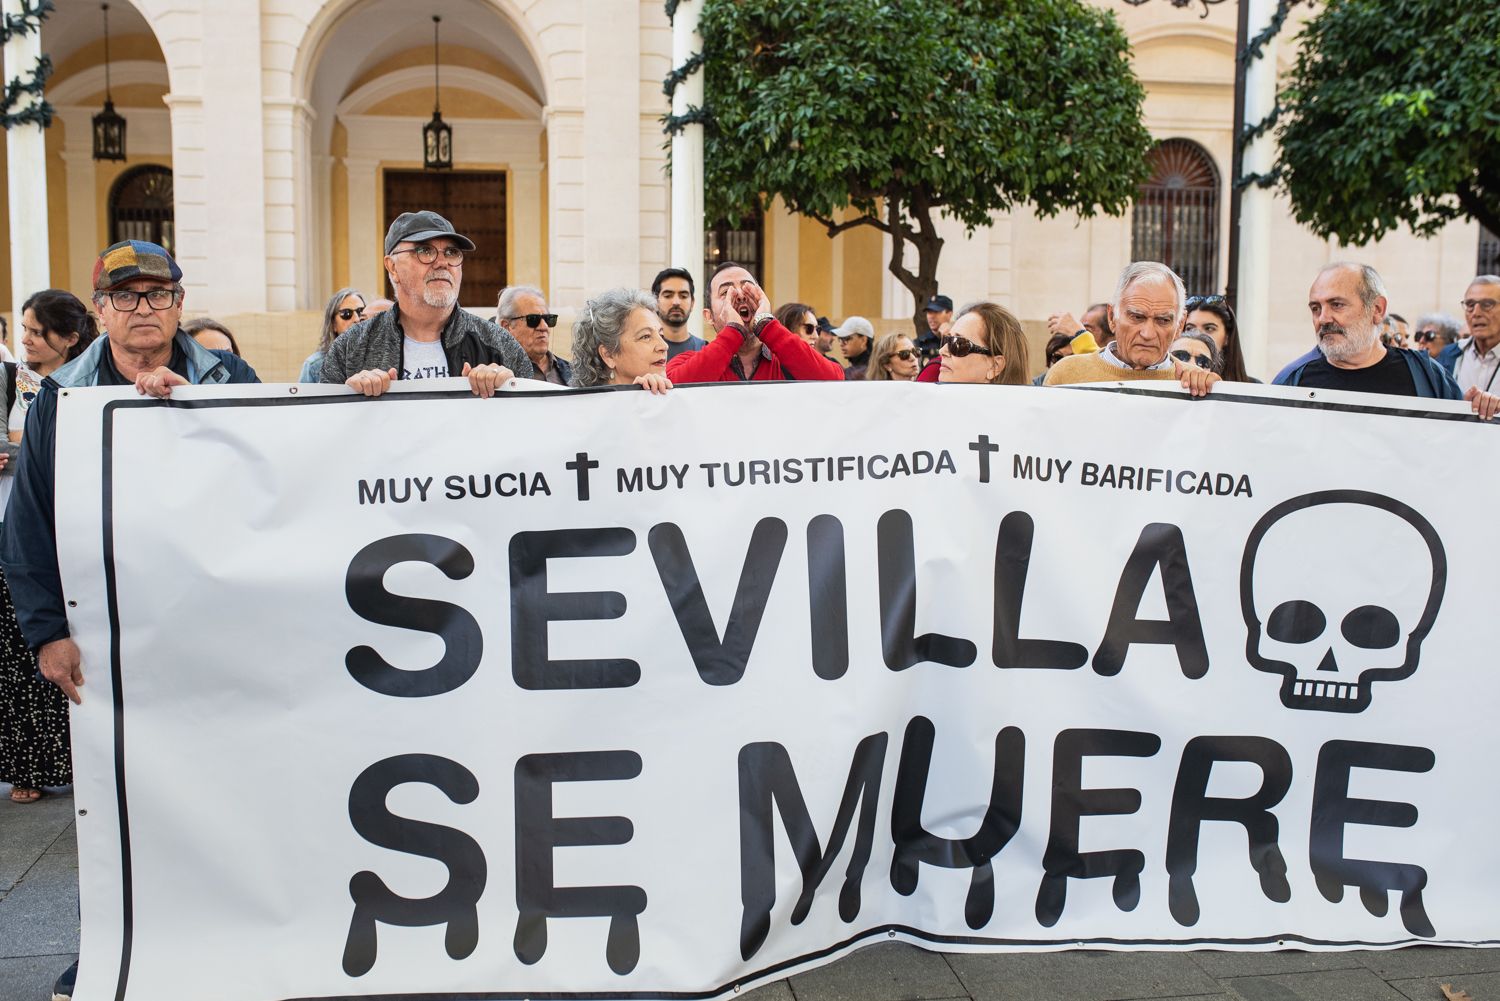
[298,0,548,307]
[1132,139,1221,295]
[109,165,175,254]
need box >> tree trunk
[884,194,944,340]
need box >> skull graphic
[1240,490,1445,713]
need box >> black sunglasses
[891,349,916,361]
[941,334,996,357]
[800,323,818,335]
[336,307,366,322]
[506,313,558,328]
[1170,348,1213,370]
[1414,330,1437,342]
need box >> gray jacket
[320,304,534,384]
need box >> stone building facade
[0,0,1487,380]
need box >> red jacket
[665,317,846,383]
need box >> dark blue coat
[1274,346,1463,400]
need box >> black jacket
[320,304,534,384]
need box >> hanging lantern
[92,3,127,161]
[422,15,452,170]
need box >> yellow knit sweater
[1043,352,1179,386]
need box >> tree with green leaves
[1275,0,1500,243]
[687,0,1153,335]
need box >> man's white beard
[422,281,458,309]
[1319,318,1378,364]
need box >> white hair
[497,284,546,319]
[1112,262,1187,323]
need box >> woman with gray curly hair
[299,286,367,383]
[569,287,673,394]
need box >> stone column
[3,0,49,341]
[343,156,382,298]
[669,0,704,338]
[509,163,545,288]
[582,0,641,294]
[262,97,316,310]
[59,147,98,298]
[168,0,269,314]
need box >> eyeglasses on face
[800,323,818,335]
[391,244,465,265]
[506,313,558,329]
[1170,348,1213,370]
[890,349,915,361]
[1414,330,1437,342]
[940,334,995,357]
[101,287,182,311]
[336,307,366,322]
[1461,298,1498,313]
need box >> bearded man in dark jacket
[322,210,532,396]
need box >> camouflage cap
[93,240,182,291]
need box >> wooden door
[384,170,507,308]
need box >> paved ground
[4,785,1498,1001]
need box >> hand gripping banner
[53,379,1500,1001]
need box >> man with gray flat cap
[321,210,532,396]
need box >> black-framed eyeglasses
[336,307,366,322]
[391,244,466,265]
[890,349,916,361]
[940,334,995,357]
[1186,294,1226,311]
[1461,298,1498,313]
[505,313,558,328]
[1414,330,1437,342]
[800,323,818,335]
[101,287,182,311]
[1170,349,1213,370]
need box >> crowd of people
[1,209,1498,1000]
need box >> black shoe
[52,959,77,1000]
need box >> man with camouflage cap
[0,240,260,714]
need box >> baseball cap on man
[384,211,477,255]
[93,240,182,291]
[816,316,836,334]
[835,316,875,341]
[924,294,954,313]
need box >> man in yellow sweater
[1044,262,1220,397]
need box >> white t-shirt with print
[402,337,450,381]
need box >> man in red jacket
[665,261,845,382]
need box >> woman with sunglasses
[1169,330,1222,374]
[300,287,368,383]
[775,302,819,348]
[569,287,673,395]
[1184,294,1257,382]
[867,333,919,381]
[938,302,1030,386]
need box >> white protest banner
[53,378,1500,1001]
